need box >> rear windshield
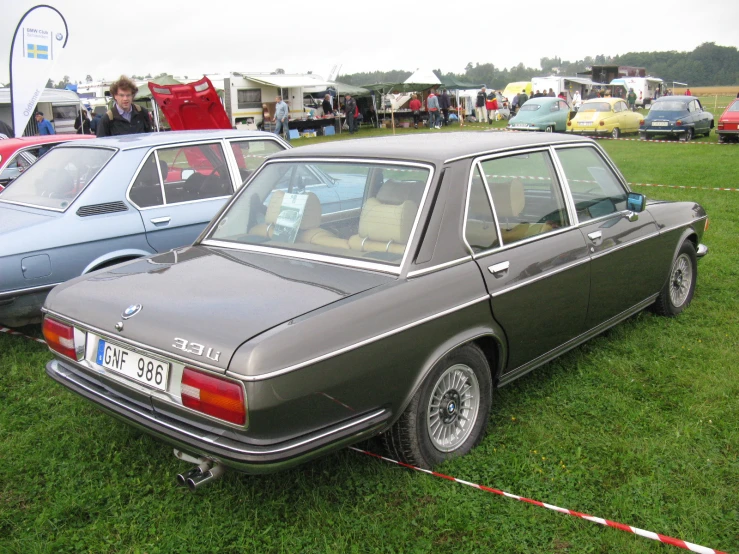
[207,161,431,269]
[579,102,611,112]
[651,101,687,112]
[727,100,739,112]
[520,104,541,112]
[0,146,114,210]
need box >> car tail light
[567,121,572,127]
[43,317,77,359]
[599,120,604,126]
[718,122,724,130]
[676,120,682,126]
[181,367,246,425]
[639,119,644,125]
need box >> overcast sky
[2,0,739,85]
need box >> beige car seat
[492,178,553,244]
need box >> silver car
[0,130,289,326]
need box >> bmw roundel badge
[122,304,142,319]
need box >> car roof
[0,134,90,152]
[270,131,593,164]
[583,97,621,104]
[54,129,280,151]
[655,96,692,103]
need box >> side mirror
[627,192,646,213]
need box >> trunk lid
[45,246,392,370]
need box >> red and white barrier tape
[631,183,739,192]
[0,326,46,344]
[484,174,739,193]
[350,447,726,554]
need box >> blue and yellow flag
[26,44,49,59]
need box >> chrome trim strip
[478,161,504,247]
[552,143,631,192]
[590,231,660,260]
[201,239,401,274]
[490,257,590,297]
[42,308,226,374]
[471,226,573,259]
[0,145,118,213]
[659,216,706,235]
[49,360,387,457]
[201,158,435,276]
[236,295,490,382]
[444,139,593,164]
[0,282,62,299]
[407,256,472,278]
[116,135,283,152]
[460,164,477,256]
[548,145,579,226]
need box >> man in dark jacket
[96,75,152,137]
[439,89,451,126]
[517,89,529,107]
[344,94,357,134]
[475,87,487,123]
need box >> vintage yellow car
[567,98,642,138]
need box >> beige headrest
[358,197,416,244]
[264,190,322,229]
[376,179,424,205]
[492,178,525,218]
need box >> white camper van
[531,77,594,104]
[609,77,665,107]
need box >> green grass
[1,129,738,553]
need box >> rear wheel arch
[82,249,152,274]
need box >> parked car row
[508,95,716,142]
[38,132,709,484]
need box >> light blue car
[507,97,573,132]
[0,130,290,326]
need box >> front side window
[479,151,569,246]
[0,152,34,183]
[0,147,114,210]
[556,147,627,222]
[230,140,286,184]
[465,166,499,253]
[208,161,430,268]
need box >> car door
[131,141,236,253]
[694,100,710,133]
[554,145,662,328]
[466,149,590,372]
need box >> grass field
[1,125,738,553]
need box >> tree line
[339,43,739,89]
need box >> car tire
[681,128,694,142]
[612,127,621,139]
[639,132,647,140]
[652,240,697,317]
[544,125,553,133]
[718,134,725,144]
[382,343,493,469]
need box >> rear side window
[131,143,233,208]
[479,151,569,246]
[464,166,499,253]
[556,147,627,222]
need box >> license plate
[515,123,528,128]
[652,121,669,127]
[579,121,593,126]
[95,337,170,391]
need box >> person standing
[273,95,290,140]
[572,90,582,111]
[96,76,152,137]
[322,94,333,116]
[409,94,422,128]
[685,88,692,96]
[548,88,555,97]
[426,90,440,129]
[439,89,451,126]
[627,88,637,111]
[510,92,519,115]
[344,94,357,134]
[90,111,103,135]
[475,87,487,124]
[74,109,92,134]
[517,89,529,108]
[35,112,55,135]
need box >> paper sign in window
[272,193,308,244]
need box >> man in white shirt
[273,96,290,140]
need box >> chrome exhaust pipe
[186,463,225,491]
[176,461,212,487]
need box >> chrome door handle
[488,261,510,277]
[587,231,602,242]
[150,217,171,225]
[625,211,639,222]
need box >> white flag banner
[10,5,69,137]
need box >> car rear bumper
[717,129,739,136]
[46,357,391,473]
[642,127,688,134]
[568,129,611,135]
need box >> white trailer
[609,77,665,107]
[531,76,594,104]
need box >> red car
[0,134,95,191]
[717,98,739,143]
